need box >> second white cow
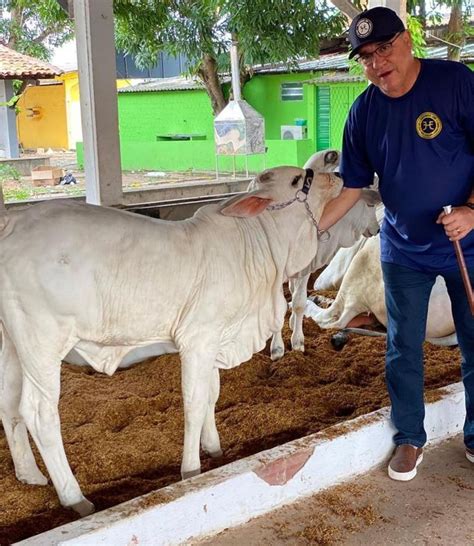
[269,150,380,360]
[306,235,457,345]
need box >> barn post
[367,0,406,22]
[73,0,123,206]
[0,80,19,159]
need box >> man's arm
[319,187,362,232]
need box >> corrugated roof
[426,42,474,62]
[119,76,203,92]
[253,42,474,74]
[0,45,62,79]
[119,75,230,93]
[306,74,366,84]
[253,52,348,74]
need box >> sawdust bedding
[0,300,461,544]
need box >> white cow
[270,197,380,359]
[314,203,385,292]
[0,165,342,515]
[269,150,380,360]
[306,234,457,345]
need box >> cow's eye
[291,175,301,187]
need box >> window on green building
[281,82,303,101]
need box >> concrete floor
[197,435,474,545]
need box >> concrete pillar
[368,0,406,22]
[0,80,19,159]
[73,0,122,206]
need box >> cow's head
[303,149,340,173]
[220,166,342,218]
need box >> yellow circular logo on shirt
[416,112,442,139]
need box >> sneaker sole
[466,450,474,463]
[388,452,423,481]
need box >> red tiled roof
[0,44,62,79]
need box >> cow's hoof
[270,348,284,361]
[331,331,349,351]
[70,498,95,517]
[18,469,48,486]
[292,343,304,353]
[182,468,201,480]
[207,449,223,458]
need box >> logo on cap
[416,112,442,139]
[356,18,373,38]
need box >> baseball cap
[348,7,405,59]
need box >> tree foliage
[113,0,347,114]
[0,0,74,60]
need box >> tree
[0,0,73,98]
[0,0,74,60]
[113,0,347,115]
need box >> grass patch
[0,164,21,183]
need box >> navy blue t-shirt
[340,59,474,272]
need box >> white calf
[0,165,342,514]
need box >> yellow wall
[62,72,82,150]
[17,72,137,151]
[17,83,68,150]
[61,72,134,150]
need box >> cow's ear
[360,189,381,206]
[220,194,274,217]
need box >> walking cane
[443,205,474,315]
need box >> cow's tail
[341,327,386,338]
[338,328,458,346]
[0,184,9,231]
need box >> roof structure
[0,44,62,79]
[119,75,231,93]
[252,42,474,75]
[305,73,366,84]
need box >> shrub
[0,164,21,183]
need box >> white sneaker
[466,447,474,463]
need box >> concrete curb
[17,382,465,546]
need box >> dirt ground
[0,310,462,544]
[1,151,220,203]
[198,435,474,546]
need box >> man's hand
[319,187,362,232]
[436,206,474,241]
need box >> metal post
[230,41,242,102]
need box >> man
[319,6,474,481]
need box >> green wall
[78,72,369,173]
[77,74,320,172]
[118,89,215,143]
[243,72,313,139]
[327,82,367,150]
[77,138,314,172]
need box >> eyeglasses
[354,32,403,67]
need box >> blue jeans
[382,261,474,449]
